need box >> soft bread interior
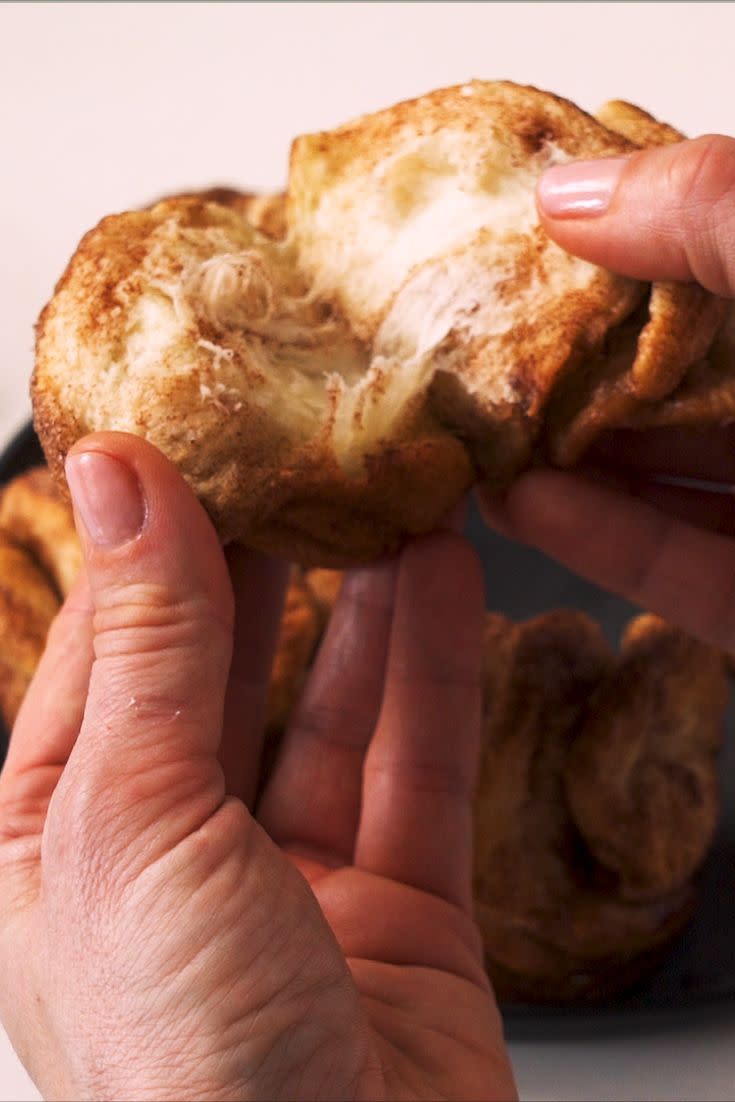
[288,82,648,445]
[49,83,643,479]
[36,81,727,524]
[181,83,643,469]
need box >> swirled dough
[474,610,727,1003]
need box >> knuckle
[92,581,232,660]
[366,752,473,801]
[0,789,48,847]
[0,798,43,905]
[670,135,735,210]
[664,135,735,293]
[293,700,375,752]
[43,755,210,904]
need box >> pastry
[0,530,61,728]
[33,82,727,566]
[473,610,726,1002]
[265,567,323,737]
[152,186,287,241]
[565,614,727,902]
[0,467,82,597]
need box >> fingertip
[535,137,735,292]
[66,431,177,493]
[67,431,208,531]
[475,486,514,537]
[404,527,482,577]
[485,469,612,556]
[399,530,486,627]
[340,554,400,610]
[66,431,231,603]
[65,447,146,551]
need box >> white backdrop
[2,4,735,1100]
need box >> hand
[0,433,515,1102]
[481,135,735,652]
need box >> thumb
[536,134,735,296]
[56,433,235,855]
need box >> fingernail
[65,451,146,547]
[537,157,629,218]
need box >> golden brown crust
[265,567,323,735]
[151,186,287,240]
[33,196,473,565]
[33,82,727,564]
[549,285,728,465]
[475,610,615,992]
[305,568,343,626]
[0,467,81,597]
[264,568,343,738]
[484,891,696,1004]
[0,530,60,729]
[474,609,727,1003]
[596,99,685,147]
[622,306,735,430]
[0,467,80,729]
[565,615,727,902]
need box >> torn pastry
[33,81,727,565]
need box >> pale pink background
[2,3,735,1099]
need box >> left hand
[0,432,515,1102]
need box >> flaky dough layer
[33,82,727,564]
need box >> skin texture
[481,133,735,653]
[0,433,516,1102]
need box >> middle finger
[258,558,397,866]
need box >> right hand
[481,134,735,653]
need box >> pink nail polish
[65,451,146,547]
[537,157,629,218]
